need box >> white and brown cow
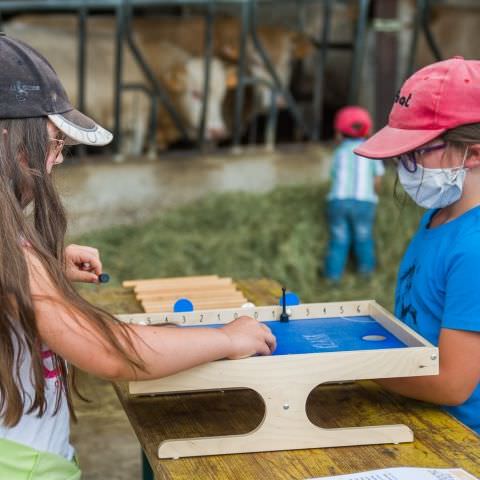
[6,15,231,156]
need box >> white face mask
[397,148,469,209]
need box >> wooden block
[123,275,220,289]
[133,279,235,295]
[139,299,247,311]
[142,299,246,312]
[135,285,240,300]
[136,290,246,302]
[141,296,247,306]
[133,279,234,294]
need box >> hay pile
[75,173,422,312]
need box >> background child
[0,35,275,479]
[355,56,480,434]
[324,106,385,282]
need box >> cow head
[220,27,313,110]
[162,57,228,141]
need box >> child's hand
[64,244,102,283]
[221,316,276,359]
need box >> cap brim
[48,109,113,146]
[353,125,446,159]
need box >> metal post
[147,88,159,159]
[232,0,250,150]
[123,2,189,141]
[265,88,278,152]
[77,5,87,113]
[406,0,422,77]
[75,4,88,158]
[374,0,398,130]
[407,0,442,77]
[249,0,308,136]
[198,0,214,149]
[297,0,307,32]
[422,0,442,61]
[348,0,370,104]
[248,87,259,146]
[312,0,332,141]
[113,0,127,155]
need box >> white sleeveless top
[0,338,74,460]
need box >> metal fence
[0,0,456,156]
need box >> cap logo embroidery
[394,91,412,107]
[10,81,40,102]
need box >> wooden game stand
[117,300,439,459]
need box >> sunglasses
[394,142,447,173]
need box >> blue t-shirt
[395,206,480,434]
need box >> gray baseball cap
[0,32,112,146]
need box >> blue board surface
[187,316,407,355]
[264,316,406,355]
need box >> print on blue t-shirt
[396,264,418,328]
[395,206,480,434]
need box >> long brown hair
[0,117,142,428]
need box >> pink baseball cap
[354,56,480,159]
[334,106,372,138]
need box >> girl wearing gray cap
[0,34,276,478]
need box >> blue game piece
[278,291,300,307]
[173,298,194,313]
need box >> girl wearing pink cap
[0,35,275,478]
[355,56,480,435]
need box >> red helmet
[334,106,372,138]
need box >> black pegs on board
[279,287,290,322]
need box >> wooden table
[89,280,480,479]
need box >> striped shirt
[327,138,385,203]
[0,336,74,461]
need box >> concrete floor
[56,144,332,236]
[71,374,140,480]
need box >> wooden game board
[117,299,439,459]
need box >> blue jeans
[324,199,377,281]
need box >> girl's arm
[377,327,480,405]
[27,251,276,382]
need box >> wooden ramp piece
[122,275,219,289]
[122,275,248,313]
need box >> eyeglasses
[49,137,65,158]
[395,142,447,173]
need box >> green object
[0,438,81,480]
[142,451,154,480]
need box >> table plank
[113,381,480,479]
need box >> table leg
[142,451,154,480]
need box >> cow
[132,15,313,112]
[5,16,231,156]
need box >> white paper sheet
[308,467,478,480]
